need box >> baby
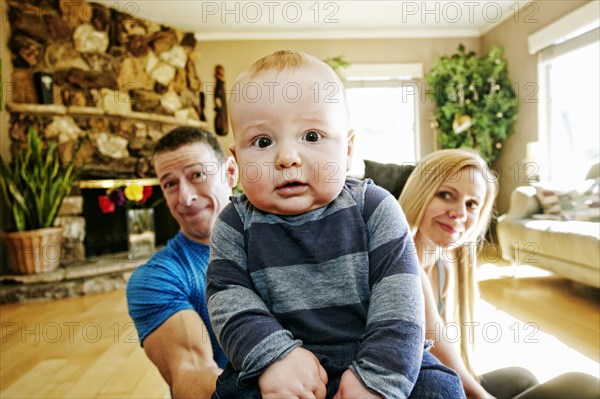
[206,50,464,399]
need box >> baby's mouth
[280,181,304,188]
[276,181,308,196]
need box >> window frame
[342,63,423,175]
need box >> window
[539,28,599,182]
[343,64,421,177]
[531,1,600,182]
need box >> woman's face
[415,166,487,248]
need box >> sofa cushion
[504,219,600,271]
[533,178,600,221]
[363,160,415,198]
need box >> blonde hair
[399,148,498,377]
[230,50,349,131]
[247,50,311,77]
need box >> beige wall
[481,0,591,213]
[1,0,591,213]
[199,1,592,214]
[194,37,480,159]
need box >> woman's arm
[420,269,495,399]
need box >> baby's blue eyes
[251,131,321,147]
[303,130,321,142]
[253,137,273,148]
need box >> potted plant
[425,44,519,164]
[0,126,84,274]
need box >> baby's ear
[346,129,356,171]
[225,156,238,188]
[229,143,237,160]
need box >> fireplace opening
[80,180,179,258]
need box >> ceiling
[95,0,532,40]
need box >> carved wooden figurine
[213,64,228,136]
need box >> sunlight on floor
[473,299,599,382]
[473,262,600,383]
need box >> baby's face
[229,63,354,215]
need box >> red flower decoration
[98,195,116,213]
[140,186,153,203]
[98,184,157,213]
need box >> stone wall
[6,0,206,178]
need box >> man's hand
[259,347,328,399]
[333,369,382,399]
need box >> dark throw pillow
[363,159,416,198]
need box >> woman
[399,149,599,399]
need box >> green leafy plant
[425,44,519,164]
[0,126,84,231]
[323,55,350,79]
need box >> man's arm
[142,309,222,399]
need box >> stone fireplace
[6,0,207,179]
[1,0,213,301]
[3,0,208,249]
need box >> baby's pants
[211,343,465,399]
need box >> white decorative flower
[496,112,503,118]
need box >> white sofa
[497,164,600,288]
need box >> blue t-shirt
[127,231,227,368]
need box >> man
[127,126,237,398]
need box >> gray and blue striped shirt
[207,178,424,398]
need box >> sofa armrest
[501,186,540,222]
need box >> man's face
[154,142,236,244]
[229,63,355,215]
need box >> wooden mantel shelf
[78,178,160,189]
[7,103,209,129]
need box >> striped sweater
[207,178,424,398]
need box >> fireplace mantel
[79,178,160,189]
[7,103,208,129]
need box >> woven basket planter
[2,227,63,274]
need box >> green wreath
[425,44,519,164]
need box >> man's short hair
[153,126,225,163]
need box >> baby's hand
[333,369,382,399]
[259,347,328,399]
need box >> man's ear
[228,143,236,160]
[225,155,238,188]
[346,129,356,172]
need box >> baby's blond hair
[230,50,349,130]
[246,50,313,77]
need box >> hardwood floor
[0,263,598,398]
[475,262,600,382]
[0,290,169,399]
